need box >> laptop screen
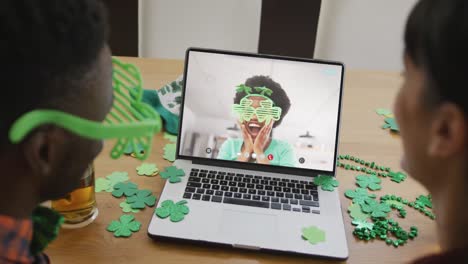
[178,49,343,173]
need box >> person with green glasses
[217,75,296,167]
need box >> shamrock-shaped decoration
[415,195,432,209]
[106,214,141,238]
[313,175,339,191]
[232,98,255,122]
[106,171,129,185]
[301,226,326,245]
[163,143,176,162]
[388,171,407,183]
[155,200,190,222]
[236,84,253,94]
[254,86,273,96]
[376,108,394,118]
[112,182,138,198]
[136,163,159,176]
[356,174,382,191]
[352,219,374,230]
[126,190,157,209]
[344,188,376,205]
[160,166,186,183]
[382,117,399,132]
[96,178,113,193]
[124,143,145,155]
[164,132,177,143]
[119,202,140,213]
[348,203,370,221]
[385,200,405,208]
[255,100,282,125]
[360,199,391,218]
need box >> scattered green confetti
[388,171,407,183]
[164,143,176,162]
[352,219,374,230]
[160,166,185,183]
[155,200,189,222]
[348,203,370,221]
[376,108,393,117]
[112,182,138,198]
[301,226,326,245]
[384,200,405,208]
[313,175,339,191]
[119,202,140,213]
[164,132,177,143]
[136,163,159,176]
[124,143,145,155]
[356,174,382,191]
[95,178,113,193]
[360,199,392,218]
[382,117,399,132]
[106,214,141,238]
[106,171,129,185]
[126,190,157,209]
[344,188,376,205]
[415,195,432,209]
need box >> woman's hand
[253,121,273,159]
[237,122,254,162]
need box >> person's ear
[427,103,467,158]
[21,126,69,183]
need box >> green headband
[9,58,162,160]
[232,84,282,125]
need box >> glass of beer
[51,164,99,228]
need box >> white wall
[139,0,418,71]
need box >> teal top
[217,138,296,167]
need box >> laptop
[148,48,348,259]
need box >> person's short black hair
[405,0,468,113]
[234,75,291,127]
[0,0,108,149]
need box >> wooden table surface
[46,57,439,264]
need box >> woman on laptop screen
[217,75,296,167]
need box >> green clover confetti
[155,200,190,222]
[313,175,339,191]
[106,171,129,185]
[124,143,144,155]
[301,226,326,245]
[384,200,405,208]
[126,190,157,209]
[163,143,176,162]
[106,214,141,238]
[119,201,140,213]
[415,195,432,209]
[160,166,186,183]
[388,171,407,183]
[360,199,392,218]
[348,203,370,221]
[344,188,376,205]
[356,174,382,191]
[96,178,113,193]
[112,182,138,198]
[382,117,399,132]
[136,163,159,176]
[376,108,393,117]
[164,132,177,143]
[352,219,374,230]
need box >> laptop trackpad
[219,209,277,247]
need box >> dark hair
[405,0,468,113]
[234,75,291,127]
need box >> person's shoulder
[272,139,293,149]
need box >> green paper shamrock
[164,132,177,143]
[415,195,432,209]
[126,190,157,209]
[388,171,407,183]
[313,175,339,191]
[301,226,326,245]
[106,171,129,185]
[348,203,370,221]
[164,143,176,162]
[136,163,159,176]
[352,219,374,230]
[112,182,138,198]
[376,108,393,117]
[360,199,392,218]
[344,188,376,205]
[96,178,113,192]
[155,200,190,222]
[382,117,399,132]
[160,166,186,183]
[356,174,382,191]
[255,100,282,125]
[106,214,141,237]
[124,143,145,155]
[119,202,140,213]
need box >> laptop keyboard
[183,168,320,214]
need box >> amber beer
[51,165,98,228]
